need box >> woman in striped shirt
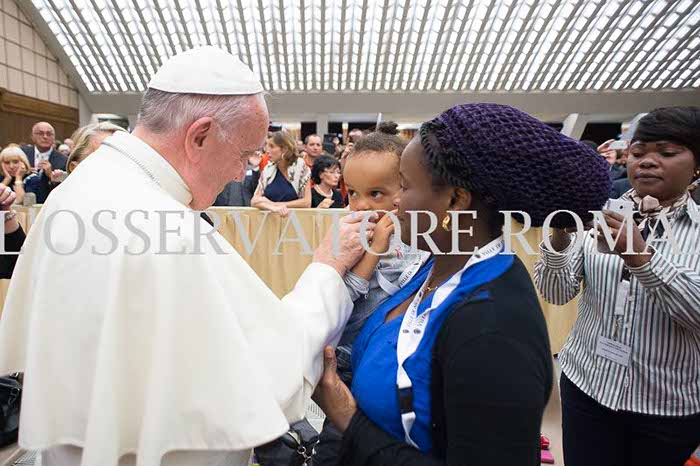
[535,106,700,466]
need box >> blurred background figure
[597,139,627,181]
[214,151,263,207]
[66,122,126,174]
[0,145,38,204]
[251,131,311,216]
[304,134,324,168]
[63,138,75,152]
[57,144,71,156]
[19,122,67,203]
[311,155,344,208]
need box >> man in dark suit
[20,122,68,203]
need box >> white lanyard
[376,250,430,296]
[395,236,504,447]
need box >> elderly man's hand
[314,212,376,276]
[312,346,357,433]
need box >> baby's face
[343,153,401,213]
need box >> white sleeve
[279,262,353,420]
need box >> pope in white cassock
[0,47,373,466]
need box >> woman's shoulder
[294,157,311,173]
[439,258,549,350]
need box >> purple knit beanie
[419,103,612,228]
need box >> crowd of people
[0,44,698,466]
[3,116,671,215]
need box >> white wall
[0,0,78,108]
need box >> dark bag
[255,419,319,466]
[0,375,21,447]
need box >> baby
[313,123,428,466]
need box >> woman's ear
[449,187,472,211]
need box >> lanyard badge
[395,237,504,447]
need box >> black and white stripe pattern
[534,199,700,416]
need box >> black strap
[200,212,214,226]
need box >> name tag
[596,336,631,367]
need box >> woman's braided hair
[419,119,496,207]
[416,103,612,229]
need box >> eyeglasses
[33,131,55,137]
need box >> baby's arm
[343,212,396,300]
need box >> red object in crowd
[540,434,553,464]
[259,153,269,172]
[686,445,700,466]
[540,449,555,464]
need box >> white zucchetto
[148,46,264,95]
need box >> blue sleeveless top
[263,169,299,202]
[350,253,514,452]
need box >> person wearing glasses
[311,155,344,208]
[20,122,68,203]
[535,107,700,466]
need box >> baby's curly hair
[350,122,407,160]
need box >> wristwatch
[4,211,17,223]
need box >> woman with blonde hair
[0,145,37,204]
[67,122,126,174]
[251,131,312,216]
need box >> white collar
[35,146,52,157]
[103,131,193,207]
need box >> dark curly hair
[416,103,612,230]
[419,119,502,233]
[311,155,340,185]
[351,122,407,160]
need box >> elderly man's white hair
[137,89,264,141]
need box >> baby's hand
[370,210,397,254]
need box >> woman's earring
[694,167,700,180]
[441,214,451,232]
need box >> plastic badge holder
[22,192,36,207]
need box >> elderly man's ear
[185,117,216,158]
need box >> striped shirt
[534,197,700,417]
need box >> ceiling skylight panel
[477,0,518,90]
[413,0,445,91]
[28,0,700,94]
[45,0,106,91]
[461,0,499,91]
[437,0,469,91]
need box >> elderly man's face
[216,96,269,182]
[32,122,56,152]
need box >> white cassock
[0,131,353,466]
